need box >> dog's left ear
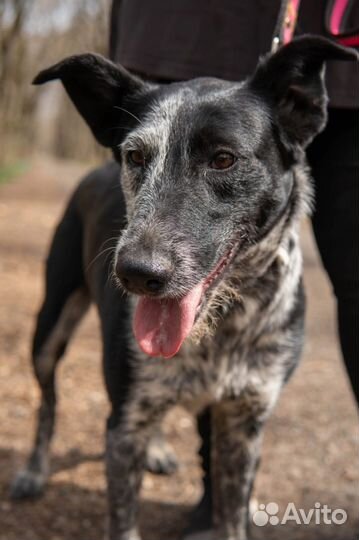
[33,53,151,147]
[249,36,358,148]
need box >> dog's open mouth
[133,240,240,359]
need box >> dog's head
[34,37,357,358]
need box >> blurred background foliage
[0,0,110,167]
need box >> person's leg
[307,108,358,405]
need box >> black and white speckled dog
[11,37,357,540]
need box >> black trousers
[307,107,358,405]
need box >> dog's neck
[192,161,311,342]
[234,161,311,281]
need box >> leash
[271,0,359,52]
[271,0,301,52]
[325,0,359,47]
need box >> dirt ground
[0,156,358,540]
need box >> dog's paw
[10,469,46,499]
[145,438,178,475]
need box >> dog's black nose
[115,253,172,295]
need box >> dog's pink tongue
[133,283,203,358]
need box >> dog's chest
[134,295,268,409]
[133,238,302,408]
[185,297,266,403]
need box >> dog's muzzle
[114,237,241,360]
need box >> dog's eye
[210,152,236,170]
[129,150,146,167]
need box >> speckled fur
[12,37,358,540]
[106,169,307,540]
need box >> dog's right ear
[33,54,150,147]
[249,36,358,149]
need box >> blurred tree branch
[0,0,32,87]
[0,0,109,164]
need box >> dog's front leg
[105,395,172,540]
[211,400,264,540]
[106,426,145,540]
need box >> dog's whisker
[107,125,133,133]
[86,246,116,272]
[113,106,143,126]
[101,236,121,247]
[85,234,123,273]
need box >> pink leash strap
[272,0,359,52]
[327,0,359,47]
[283,0,302,45]
[272,0,302,52]
[330,0,350,33]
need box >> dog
[11,37,357,540]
